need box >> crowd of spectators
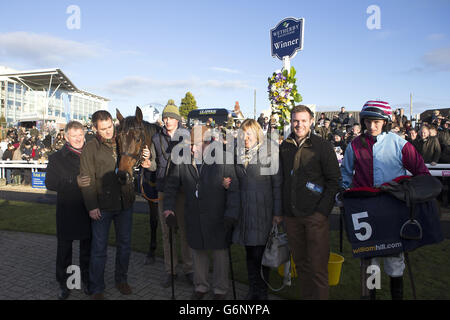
[0,123,95,185]
[314,107,450,165]
[0,107,448,186]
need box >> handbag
[261,224,292,292]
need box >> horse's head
[116,106,145,185]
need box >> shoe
[245,291,256,300]
[160,274,177,288]
[91,292,106,300]
[116,282,132,295]
[57,287,70,300]
[82,281,91,296]
[185,272,194,286]
[390,276,403,300]
[213,293,227,300]
[144,254,155,265]
[190,291,207,300]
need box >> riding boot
[390,276,403,300]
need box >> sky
[0,0,449,118]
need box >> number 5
[352,212,372,241]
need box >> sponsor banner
[32,172,46,189]
[343,192,443,258]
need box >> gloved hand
[165,212,178,229]
[335,191,344,207]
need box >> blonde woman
[225,119,282,300]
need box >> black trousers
[245,245,270,299]
[148,201,158,254]
[56,238,91,288]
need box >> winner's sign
[271,17,304,60]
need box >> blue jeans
[5,169,12,184]
[89,207,133,294]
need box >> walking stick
[228,245,237,300]
[404,252,417,300]
[339,206,344,253]
[169,226,175,300]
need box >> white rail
[0,161,48,179]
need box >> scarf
[96,133,117,161]
[65,142,83,156]
[239,142,262,168]
[96,133,117,148]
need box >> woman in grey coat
[226,119,283,300]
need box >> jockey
[341,100,430,300]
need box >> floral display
[268,66,302,130]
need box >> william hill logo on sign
[271,17,304,60]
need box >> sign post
[270,17,305,136]
[271,17,305,72]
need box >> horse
[116,106,161,263]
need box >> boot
[144,251,155,265]
[390,276,403,300]
[57,285,70,300]
[369,288,376,300]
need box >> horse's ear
[116,109,124,123]
[136,106,143,124]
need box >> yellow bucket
[328,253,345,286]
[278,253,345,286]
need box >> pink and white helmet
[360,101,392,122]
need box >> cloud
[422,47,450,72]
[427,33,445,41]
[403,47,450,74]
[105,76,251,96]
[210,66,240,74]
[373,30,392,40]
[0,32,107,67]
[117,49,144,56]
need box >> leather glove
[335,191,344,207]
[166,214,178,229]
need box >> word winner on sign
[271,17,304,60]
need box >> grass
[0,199,449,300]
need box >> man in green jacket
[280,105,341,300]
[79,110,148,300]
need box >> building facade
[0,67,109,128]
